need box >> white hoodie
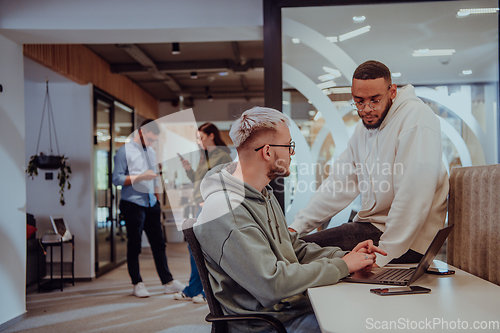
[290,84,449,267]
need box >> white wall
[0,0,263,44]
[24,58,94,279]
[0,34,26,326]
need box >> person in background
[174,122,232,303]
[112,119,185,298]
[289,60,449,267]
[194,107,386,333]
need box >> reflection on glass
[281,0,498,223]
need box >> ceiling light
[317,80,337,90]
[307,100,313,104]
[322,67,342,78]
[219,71,229,76]
[322,89,332,96]
[339,25,370,42]
[462,70,473,75]
[308,110,316,117]
[314,111,322,122]
[172,42,180,55]
[458,8,499,16]
[190,72,198,79]
[329,87,352,94]
[353,16,366,23]
[391,72,402,78]
[292,38,300,44]
[326,36,338,43]
[318,74,337,82]
[412,49,456,57]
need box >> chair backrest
[182,218,227,332]
[447,164,500,286]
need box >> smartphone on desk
[426,268,455,275]
[370,286,431,296]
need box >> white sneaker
[192,294,207,304]
[173,292,192,301]
[164,280,185,294]
[133,282,150,298]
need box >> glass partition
[281,0,499,224]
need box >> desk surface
[308,261,500,333]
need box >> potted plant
[26,153,72,205]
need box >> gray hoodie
[194,163,349,332]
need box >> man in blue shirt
[112,119,184,298]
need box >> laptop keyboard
[375,269,414,282]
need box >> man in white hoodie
[289,60,449,267]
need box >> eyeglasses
[351,86,391,112]
[255,141,295,154]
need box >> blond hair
[229,106,289,148]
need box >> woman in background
[175,122,232,303]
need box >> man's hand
[125,170,158,186]
[137,170,158,182]
[350,240,387,271]
[342,251,376,273]
[352,240,387,256]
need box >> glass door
[93,88,134,276]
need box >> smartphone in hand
[370,286,431,296]
[177,153,185,161]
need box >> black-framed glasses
[255,141,295,154]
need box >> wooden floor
[7,242,211,333]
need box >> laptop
[343,224,454,286]
[49,215,72,242]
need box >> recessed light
[318,74,337,82]
[190,72,198,79]
[308,110,316,117]
[339,26,371,42]
[462,70,473,75]
[353,16,366,23]
[458,8,499,16]
[412,49,455,57]
[307,100,313,104]
[322,67,342,78]
[329,87,352,94]
[219,71,229,76]
[317,80,337,90]
[292,38,300,44]
[391,72,402,78]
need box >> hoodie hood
[197,162,282,243]
[379,84,421,130]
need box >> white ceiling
[283,0,498,88]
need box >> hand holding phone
[370,286,431,296]
[177,153,185,161]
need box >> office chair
[181,218,287,333]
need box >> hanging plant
[26,153,72,205]
[26,80,72,205]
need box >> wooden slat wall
[23,44,158,119]
[448,164,500,286]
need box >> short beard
[267,158,290,180]
[362,100,391,130]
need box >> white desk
[308,261,500,333]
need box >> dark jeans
[119,200,173,285]
[301,222,423,264]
